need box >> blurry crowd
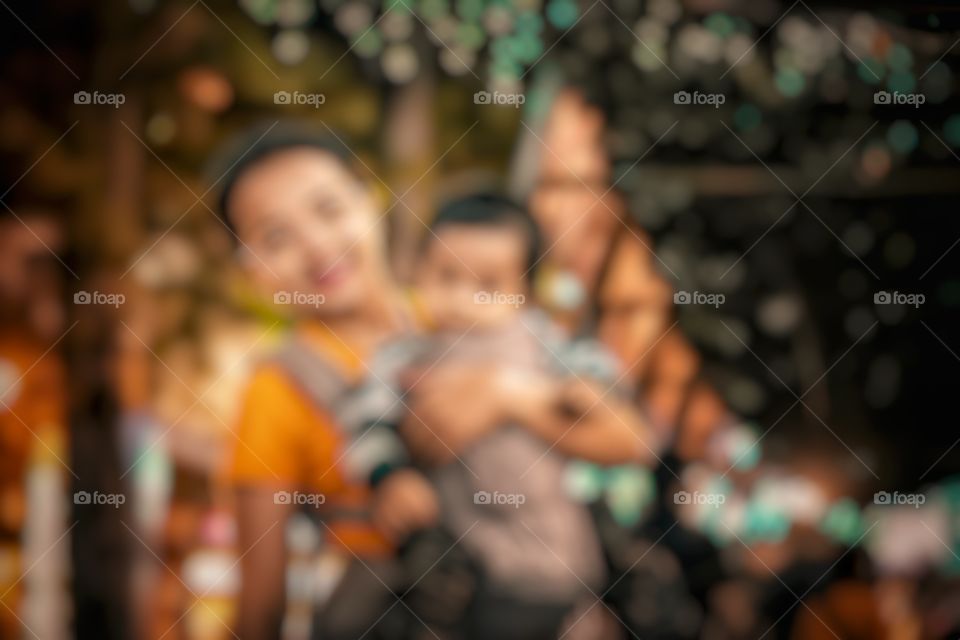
[1,86,958,640]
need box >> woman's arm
[507,374,656,465]
[400,364,656,466]
[234,486,293,639]
[229,367,314,638]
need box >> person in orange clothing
[0,206,71,640]
[211,125,417,639]
[0,328,69,640]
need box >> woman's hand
[523,376,657,466]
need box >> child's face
[227,148,387,317]
[416,224,529,331]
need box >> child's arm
[371,469,439,542]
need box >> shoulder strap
[269,335,353,421]
[269,337,380,523]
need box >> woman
[216,126,436,637]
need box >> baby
[336,194,650,638]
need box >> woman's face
[529,181,619,291]
[227,148,388,317]
[596,233,673,381]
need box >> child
[333,193,654,639]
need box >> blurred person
[588,228,893,640]
[594,228,674,401]
[215,126,590,639]
[589,225,764,637]
[524,88,624,335]
[0,206,71,640]
[522,102,736,637]
[211,124,413,639]
[318,193,654,640]
[667,432,878,640]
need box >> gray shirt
[338,310,624,601]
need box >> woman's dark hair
[208,122,361,230]
[427,192,543,279]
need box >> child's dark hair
[428,193,542,278]
[209,122,361,229]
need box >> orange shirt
[230,323,391,557]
